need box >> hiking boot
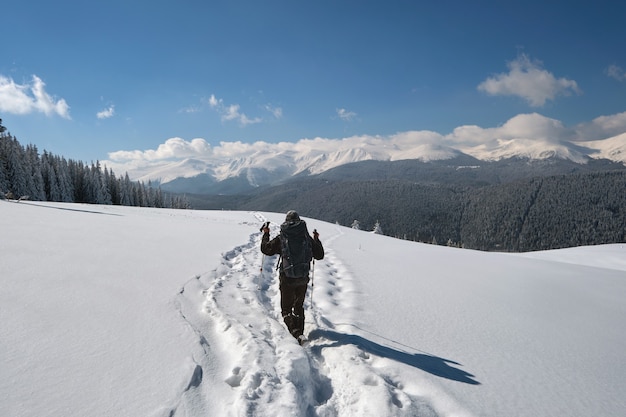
[297,334,309,346]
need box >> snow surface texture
[1,201,625,417]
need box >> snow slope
[1,201,625,417]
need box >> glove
[259,221,270,234]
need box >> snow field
[2,201,625,417]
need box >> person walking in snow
[261,210,324,344]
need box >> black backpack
[279,219,313,278]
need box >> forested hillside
[213,171,626,252]
[460,172,626,251]
[0,120,188,208]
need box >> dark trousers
[279,279,308,338]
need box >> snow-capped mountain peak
[103,112,626,192]
[132,132,624,191]
[461,137,591,163]
[135,158,214,184]
[579,132,626,163]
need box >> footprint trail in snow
[174,212,446,417]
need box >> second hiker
[260,210,324,344]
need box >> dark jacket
[261,223,324,284]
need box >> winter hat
[285,210,300,222]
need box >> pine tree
[119,173,133,206]
[55,156,74,202]
[92,161,111,204]
[5,137,29,198]
[26,144,46,200]
[105,168,120,205]
[41,151,61,201]
[0,122,9,194]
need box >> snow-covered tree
[41,152,62,201]
[4,137,30,198]
[0,123,9,193]
[55,156,74,202]
[351,220,360,230]
[25,144,46,200]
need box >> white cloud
[496,113,569,142]
[606,64,625,82]
[336,108,357,121]
[208,94,262,126]
[477,54,581,107]
[97,105,115,119]
[179,105,201,114]
[108,137,212,162]
[574,111,626,141]
[447,113,578,147]
[445,111,626,148]
[208,94,220,108]
[264,104,283,119]
[0,74,70,119]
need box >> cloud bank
[104,111,626,180]
[478,54,581,106]
[0,75,71,119]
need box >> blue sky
[1,0,625,165]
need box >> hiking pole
[310,228,318,311]
[310,258,315,308]
[258,221,270,292]
[258,254,265,291]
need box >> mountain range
[133,130,626,195]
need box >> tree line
[0,120,189,208]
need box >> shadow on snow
[17,201,123,216]
[308,328,480,385]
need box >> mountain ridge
[137,132,626,195]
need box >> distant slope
[312,155,625,185]
[187,165,626,252]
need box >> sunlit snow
[1,201,624,416]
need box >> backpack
[279,219,313,278]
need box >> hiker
[261,210,324,343]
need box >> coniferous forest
[0,120,189,208]
[224,172,626,252]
